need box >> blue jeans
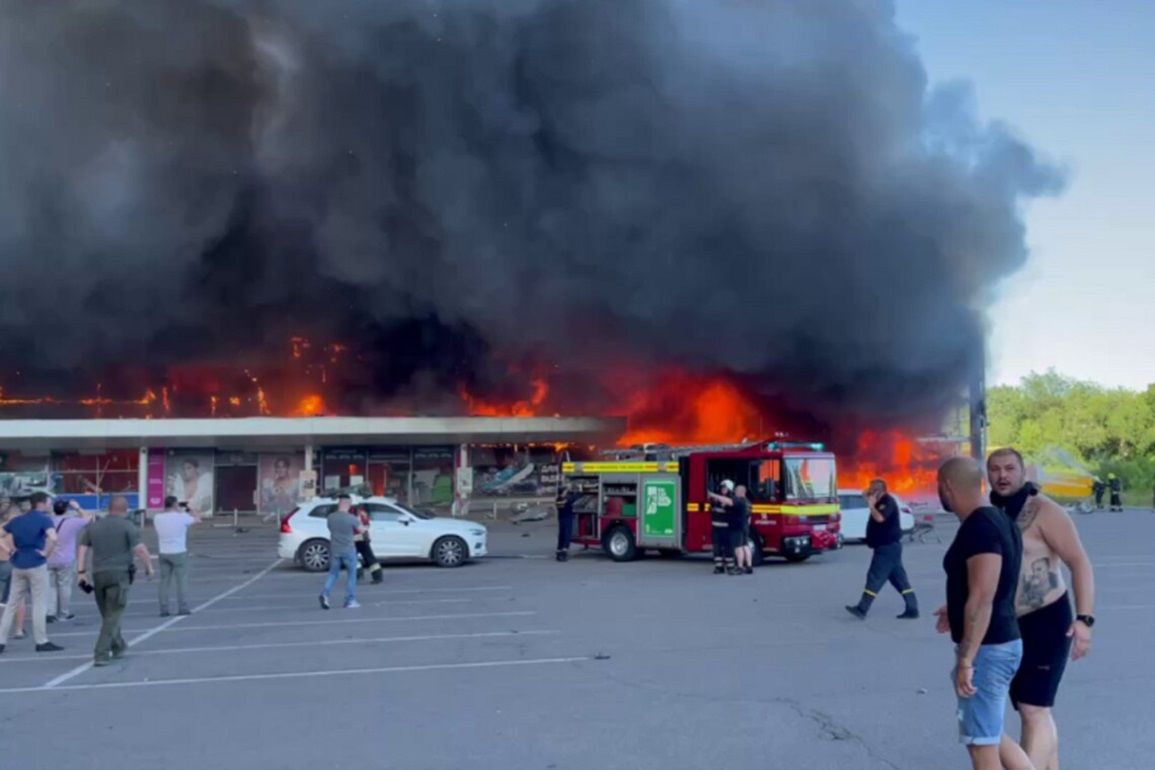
[322,551,358,604]
[954,639,1023,746]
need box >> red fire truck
[561,441,841,563]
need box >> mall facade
[0,416,624,517]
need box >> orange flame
[461,378,549,418]
[839,430,950,497]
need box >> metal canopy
[0,416,626,451]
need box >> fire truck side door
[636,474,681,549]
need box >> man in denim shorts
[934,458,1032,770]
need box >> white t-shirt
[154,511,196,555]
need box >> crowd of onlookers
[0,495,93,651]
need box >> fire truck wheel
[603,526,637,562]
[748,534,766,567]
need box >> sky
[894,0,1155,392]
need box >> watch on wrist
[1076,614,1095,628]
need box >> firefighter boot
[846,591,874,620]
[897,590,919,619]
[370,566,384,584]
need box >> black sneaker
[744,567,754,575]
[845,605,867,620]
[46,615,57,624]
[0,644,5,655]
[112,647,126,659]
[160,609,171,618]
[177,608,191,616]
[319,594,330,610]
[713,566,725,574]
[60,613,75,621]
[897,610,920,620]
[36,642,64,653]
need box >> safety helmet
[720,479,735,492]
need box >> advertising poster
[147,448,167,510]
[166,450,215,516]
[258,453,303,518]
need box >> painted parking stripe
[41,559,283,689]
[0,656,592,694]
[0,630,560,665]
[40,610,537,639]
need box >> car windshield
[839,493,867,509]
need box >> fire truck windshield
[783,456,836,502]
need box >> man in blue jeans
[935,458,1032,770]
[320,494,364,610]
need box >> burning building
[0,1,1059,507]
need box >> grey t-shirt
[327,511,359,554]
[78,516,140,574]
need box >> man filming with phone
[76,496,154,666]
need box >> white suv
[278,496,488,571]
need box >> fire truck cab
[561,441,841,563]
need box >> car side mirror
[400,517,411,526]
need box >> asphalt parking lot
[2,508,1152,769]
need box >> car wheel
[432,536,468,568]
[298,539,331,573]
[603,526,637,562]
[749,532,766,567]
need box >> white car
[837,489,915,542]
[278,496,488,571]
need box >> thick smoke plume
[0,0,1062,428]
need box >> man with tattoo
[988,447,1096,770]
[935,457,1031,770]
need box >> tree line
[988,370,1155,505]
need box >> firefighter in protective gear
[707,480,737,574]
[353,506,384,583]
[1108,473,1123,512]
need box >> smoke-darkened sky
[0,0,1063,423]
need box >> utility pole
[969,357,987,461]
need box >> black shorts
[1011,593,1073,709]
[730,518,750,549]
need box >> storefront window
[412,447,454,508]
[52,450,139,496]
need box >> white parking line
[34,610,538,639]
[0,630,560,664]
[101,597,475,622]
[222,585,516,599]
[41,559,283,689]
[0,656,592,694]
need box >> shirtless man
[988,447,1096,770]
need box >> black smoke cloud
[0,0,1063,423]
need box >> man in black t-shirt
[935,458,1032,770]
[845,479,918,620]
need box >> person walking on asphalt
[353,504,383,583]
[0,492,64,655]
[320,494,363,610]
[75,495,154,666]
[845,479,919,620]
[555,483,579,562]
[154,496,201,617]
[46,499,90,623]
